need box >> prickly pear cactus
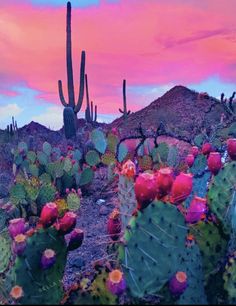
[101,152,116,166]
[85,150,100,166]
[118,201,188,298]
[190,154,207,176]
[167,145,180,168]
[118,175,136,230]
[67,192,80,211]
[12,227,67,305]
[208,161,236,234]
[91,129,107,154]
[189,221,228,282]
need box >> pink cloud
[0,0,236,114]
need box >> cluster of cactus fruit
[2,127,236,304]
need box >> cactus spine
[85,74,97,123]
[119,79,130,119]
[58,1,86,136]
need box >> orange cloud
[0,0,236,114]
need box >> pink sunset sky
[0,0,236,129]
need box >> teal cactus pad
[10,183,26,206]
[190,154,207,176]
[118,201,188,298]
[43,142,52,156]
[85,150,101,166]
[79,168,94,186]
[167,146,180,168]
[91,129,107,154]
[118,143,128,163]
[208,161,236,234]
[0,232,11,274]
[37,184,56,206]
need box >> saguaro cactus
[119,79,131,119]
[58,1,85,116]
[85,74,97,123]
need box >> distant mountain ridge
[110,85,226,140]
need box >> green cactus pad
[79,168,94,186]
[25,183,39,202]
[176,243,207,305]
[118,201,188,298]
[10,183,26,206]
[138,155,153,171]
[190,154,207,176]
[37,184,56,206]
[73,149,82,161]
[208,161,236,234]
[91,129,107,154]
[18,142,28,154]
[90,270,117,305]
[39,173,52,184]
[12,228,67,305]
[43,142,52,156]
[194,134,205,147]
[189,221,228,282]
[63,158,73,173]
[67,192,80,211]
[167,146,180,168]
[85,150,101,166]
[223,256,236,304]
[101,152,116,166]
[37,151,48,166]
[107,133,119,154]
[118,143,128,163]
[27,151,37,164]
[0,232,11,274]
[118,175,136,230]
[29,164,39,177]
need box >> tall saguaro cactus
[119,79,131,119]
[58,1,85,115]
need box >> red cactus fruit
[40,202,58,228]
[8,218,25,239]
[227,138,236,160]
[155,167,174,198]
[58,212,76,234]
[185,196,207,224]
[207,152,222,175]
[106,269,126,296]
[107,209,121,241]
[10,286,24,300]
[67,228,84,251]
[170,173,193,204]
[134,173,159,210]
[41,249,56,270]
[191,146,199,157]
[202,143,212,155]
[12,234,27,256]
[169,271,187,296]
[185,154,195,167]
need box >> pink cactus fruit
[134,173,159,210]
[8,218,25,239]
[207,152,222,175]
[41,249,56,270]
[67,228,84,251]
[191,146,199,157]
[58,212,77,235]
[170,173,193,204]
[202,143,212,155]
[106,269,126,296]
[185,154,195,167]
[227,138,236,160]
[155,167,174,198]
[40,202,58,228]
[12,234,27,256]
[185,196,207,224]
[107,209,121,241]
[169,271,187,296]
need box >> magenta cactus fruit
[202,143,212,155]
[41,249,56,270]
[185,154,195,167]
[8,218,25,239]
[58,212,76,234]
[227,138,236,160]
[67,228,84,251]
[106,269,126,296]
[155,167,174,198]
[169,271,187,296]
[40,202,58,228]
[134,172,158,210]
[185,196,207,224]
[170,173,193,204]
[12,234,27,256]
[107,209,121,241]
[207,152,222,175]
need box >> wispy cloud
[0,103,23,125]
[31,105,63,130]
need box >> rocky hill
[111,85,227,140]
